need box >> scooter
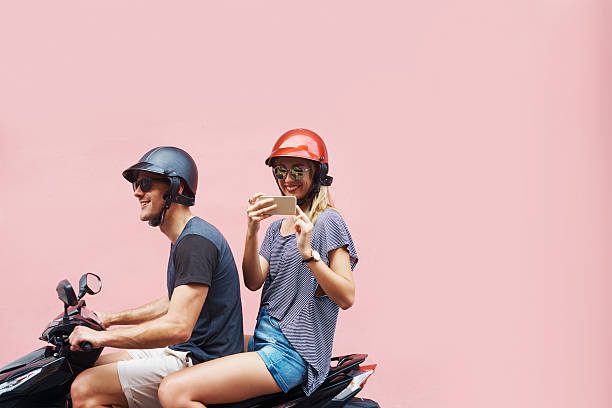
[0,275,379,408]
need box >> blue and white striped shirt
[259,209,358,395]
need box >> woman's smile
[284,184,300,194]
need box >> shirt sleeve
[259,220,281,262]
[173,234,219,288]
[312,210,358,270]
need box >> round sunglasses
[132,177,169,192]
[273,165,310,181]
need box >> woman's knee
[158,375,192,408]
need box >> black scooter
[0,275,379,408]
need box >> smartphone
[260,196,296,215]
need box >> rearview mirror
[56,279,78,307]
[78,273,102,299]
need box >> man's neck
[159,206,195,244]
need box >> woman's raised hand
[247,193,277,234]
[294,206,314,257]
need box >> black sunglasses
[132,177,169,192]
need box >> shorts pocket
[266,312,281,330]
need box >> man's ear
[178,180,184,195]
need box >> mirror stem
[63,304,70,323]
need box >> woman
[158,129,358,407]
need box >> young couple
[68,129,358,408]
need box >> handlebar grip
[81,342,93,352]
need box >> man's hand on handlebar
[68,326,102,351]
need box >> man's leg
[72,348,190,408]
[70,351,132,407]
[96,351,132,366]
[71,363,129,408]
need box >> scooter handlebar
[80,342,93,352]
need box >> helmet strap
[297,182,320,206]
[148,198,171,227]
[148,178,181,227]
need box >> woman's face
[272,157,314,200]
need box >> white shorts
[117,347,193,408]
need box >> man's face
[133,171,170,222]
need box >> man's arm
[69,283,208,350]
[97,296,170,328]
[70,234,216,350]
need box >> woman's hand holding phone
[246,193,277,234]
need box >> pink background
[0,1,610,407]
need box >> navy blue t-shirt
[167,217,243,363]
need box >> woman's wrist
[246,223,259,237]
[299,245,313,259]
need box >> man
[68,146,244,408]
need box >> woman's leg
[158,351,281,408]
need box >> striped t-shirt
[259,208,358,395]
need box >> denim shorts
[248,307,307,393]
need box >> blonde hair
[306,185,337,225]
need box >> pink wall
[0,1,610,407]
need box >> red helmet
[265,128,329,165]
[266,128,333,186]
